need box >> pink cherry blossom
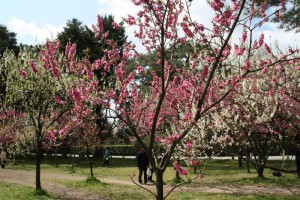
[262,67,268,74]
[112,22,121,30]
[18,68,28,78]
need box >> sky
[0,0,299,51]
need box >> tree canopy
[57,16,127,62]
[0,25,19,57]
[255,0,300,32]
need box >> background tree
[194,48,300,177]
[254,0,300,32]
[72,121,102,178]
[126,41,210,93]
[57,16,127,63]
[0,41,100,191]
[0,25,20,105]
[57,16,127,143]
[0,25,20,57]
[57,18,101,62]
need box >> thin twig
[163,160,208,200]
[130,174,157,198]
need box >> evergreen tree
[255,0,300,32]
[57,16,127,62]
[0,25,19,57]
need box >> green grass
[51,178,300,200]
[54,178,155,199]
[168,192,300,200]
[0,181,63,200]
[5,156,300,199]
[8,156,300,186]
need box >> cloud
[8,17,64,45]
[97,0,135,22]
[189,1,215,28]
[261,23,299,49]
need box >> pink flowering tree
[0,109,26,154]
[0,42,100,191]
[2,0,296,199]
[81,0,299,199]
[69,121,103,178]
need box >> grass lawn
[5,156,300,199]
[0,181,63,200]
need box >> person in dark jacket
[136,146,149,184]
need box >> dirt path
[0,168,299,199]
[0,169,107,200]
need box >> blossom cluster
[173,161,189,175]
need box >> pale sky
[0,0,299,51]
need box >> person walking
[1,148,7,169]
[136,146,149,184]
[103,148,110,166]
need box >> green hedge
[105,143,166,157]
[105,145,138,156]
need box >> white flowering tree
[188,49,300,177]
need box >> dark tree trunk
[238,149,243,168]
[155,169,164,200]
[35,131,42,190]
[71,153,75,171]
[87,151,94,178]
[246,159,251,173]
[295,145,300,178]
[257,165,264,178]
[175,159,180,180]
[89,159,94,178]
[175,171,180,180]
[238,156,243,168]
[55,147,58,167]
[246,149,251,173]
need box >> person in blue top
[103,148,110,166]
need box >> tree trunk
[55,148,58,168]
[13,153,16,165]
[89,159,94,178]
[246,150,251,173]
[87,152,94,178]
[71,153,75,171]
[246,159,251,173]
[155,169,164,200]
[35,131,42,190]
[175,171,180,180]
[238,149,243,168]
[175,159,180,180]
[257,165,264,178]
[295,146,300,178]
[238,156,243,168]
